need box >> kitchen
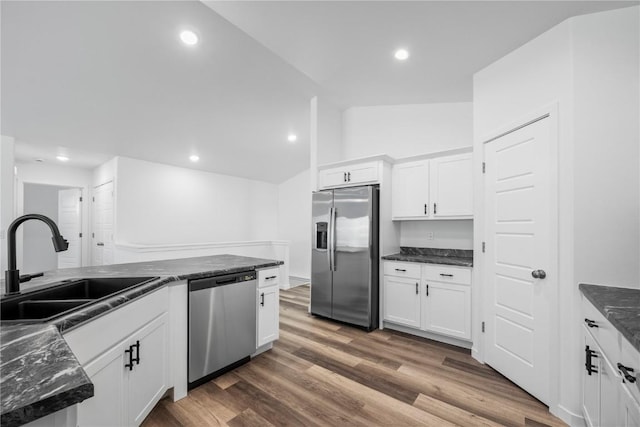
[1,1,639,427]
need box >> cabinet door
[392,161,429,219]
[77,342,127,427]
[430,152,473,218]
[348,161,379,185]
[422,281,471,340]
[128,314,169,426]
[319,167,348,189]
[257,285,279,347]
[620,384,640,427]
[582,329,600,427]
[383,276,421,328]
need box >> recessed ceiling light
[180,30,198,46]
[189,155,200,162]
[287,134,297,143]
[394,48,410,61]
[56,155,69,162]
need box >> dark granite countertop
[579,283,640,353]
[382,247,473,267]
[0,254,283,426]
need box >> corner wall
[278,169,311,280]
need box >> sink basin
[1,276,158,323]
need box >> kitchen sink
[1,276,158,323]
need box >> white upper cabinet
[430,152,473,218]
[392,160,430,219]
[392,151,473,220]
[318,160,381,189]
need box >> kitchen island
[0,254,283,427]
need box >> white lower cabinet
[383,261,471,342]
[383,276,421,328]
[65,287,170,427]
[581,296,640,427]
[422,281,471,340]
[77,313,168,427]
[257,284,279,347]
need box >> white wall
[21,183,62,273]
[15,160,93,270]
[343,102,473,160]
[115,156,278,245]
[572,7,640,288]
[311,96,343,191]
[472,6,639,424]
[399,220,473,250]
[0,136,16,273]
[278,169,311,279]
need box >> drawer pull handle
[584,318,599,328]
[617,363,637,383]
[395,268,406,272]
[585,345,598,375]
[265,276,277,280]
[439,273,453,277]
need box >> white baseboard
[383,322,473,350]
[552,404,584,427]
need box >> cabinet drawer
[258,267,280,289]
[64,286,169,365]
[582,297,620,364]
[384,261,421,279]
[423,265,471,285]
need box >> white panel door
[431,152,473,218]
[392,160,429,219]
[383,276,421,328]
[484,117,552,405]
[57,188,82,269]
[92,182,114,266]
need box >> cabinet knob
[531,269,546,279]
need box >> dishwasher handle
[189,271,256,292]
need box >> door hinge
[482,162,486,173]
[482,242,486,253]
[79,232,82,238]
[482,321,485,333]
[79,196,83,202]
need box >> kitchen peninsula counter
[0,254,283,427]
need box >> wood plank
[227,408,275,427]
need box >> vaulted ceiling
[2,1,636,183]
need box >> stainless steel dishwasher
[188,270,256,389]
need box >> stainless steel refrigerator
[311,185,379,330]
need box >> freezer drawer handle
[617,363,637,383]
[395,268,406,272]
[439,273,453,277]
[265,276,277,280]
[260,292,265,306]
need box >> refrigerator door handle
[329,206,337,271]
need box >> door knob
[531,269,546,279]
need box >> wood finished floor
[142,285,566,427]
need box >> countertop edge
[578,283,640,353]
[381,254,473,267]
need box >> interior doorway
[21,183,83,274]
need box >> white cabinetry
[256,267,280,349]
[64,287,169,427]
[391,161,429,218]
[392,151,473,220]
[318,160,381,189]
[581,296,640,427]
[383,261,471,343]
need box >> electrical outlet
[427,232,434,240]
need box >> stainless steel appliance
[311,185,379,330]
[188,270,256,389]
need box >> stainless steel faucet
[4,214,68,295]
